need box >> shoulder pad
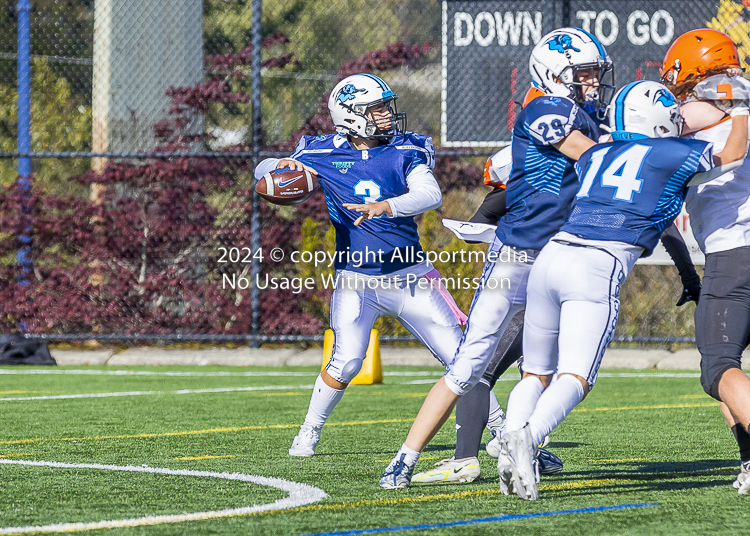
[394,133,435,168]
[484,145,512,186]
[524,97,579,145]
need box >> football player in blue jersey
[380,27,618,489]
[254,73,471,458]
[497,80,747,501]
[415,80,705,485]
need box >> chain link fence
[0,0,739,346]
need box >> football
[255,168,320,206]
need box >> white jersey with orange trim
[483,145,512,187]
[685,115,750,254]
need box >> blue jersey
[496,96,601,250]
[290,132,434,275]
[564,137,713,256]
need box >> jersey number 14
[576,145,650,203]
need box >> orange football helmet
[522,86,546,107]
[661,29,741,97]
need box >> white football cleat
[735,461,750,494]
[288,424,321,457]
[488,430,549,459]
[497,449,515,495]
[486,429,502,459]
[503,425,539,500]
[380,453,415,489]
[412,457,481,484]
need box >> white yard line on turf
[0,369,442,378]
[0,385,315,402]
[0,459,327,534]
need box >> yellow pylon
[322,329,382,385]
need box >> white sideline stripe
[0,369,700,379]
[0,369,442,378]
[0,385,314,402]
[0,459,328,534]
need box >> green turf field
[0,365,747,535]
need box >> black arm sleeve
[659,223,701,291]
[469,187,507,226]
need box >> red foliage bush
[0,37,479,337]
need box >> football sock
[505,375,545,433]
[455,381,490,459]
[301,374,345,429]
[528,374,585,447]
[396,443,420,466]
[732,424,750,463]
[487,387,505,428]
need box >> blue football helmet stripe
[614,81,643,131]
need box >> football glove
[676,285,701,306]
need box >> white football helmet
[529,27,615,119]
[609,81,683,140]
[327,74,406,139]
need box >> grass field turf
[0,365,748,535]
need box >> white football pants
[444,238,537,395]
[521,240,627,388]
[326,270,463,383]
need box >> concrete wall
[92,0,203,154]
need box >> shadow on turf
[545,442,585,449]
[566,458,738,476]
[545,459,739,495]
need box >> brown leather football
[255,168,319,206]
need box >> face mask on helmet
[327,74,407,140]
[529,28,616,120]
[609,81,683,141]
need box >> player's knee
[444,362,480,396]
[522,371,553,389]
[339,358,364,383]
[700,355,741,401]
[558,373,590,398]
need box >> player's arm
[713,112,749,166]
[343,164,442,225]
[253,135,319,180]
[659,223,702,305]
[470,187,506,225]
[552,130,597,160]
[525,99,596,160]
[690,74,750,165]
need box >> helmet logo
[546,34,580,54]
[336,84,367,104]
[654,89,675,107]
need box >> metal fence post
[250,0,262,348]
[16,0,33,288]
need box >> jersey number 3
[354,180,382,204]
[576,145,650,202]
